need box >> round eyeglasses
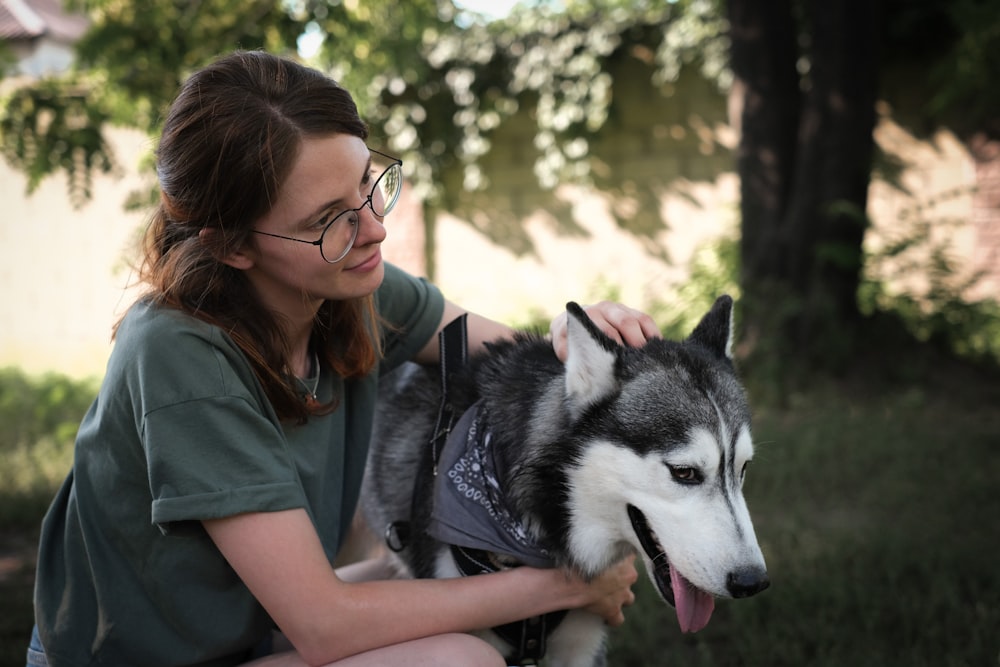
[252,149,403,264]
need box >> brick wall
[970,134,1000,296]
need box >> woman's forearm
[290,566,589,665]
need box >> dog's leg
[332,508,384,568]
[543,610,607,667]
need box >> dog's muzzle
[626,503,768,633]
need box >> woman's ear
[199,227,254,270]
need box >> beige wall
[1,128,151,378]
[427,178,738,326]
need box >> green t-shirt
[35,263,444,667]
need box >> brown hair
[125,50,380,422]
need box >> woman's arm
[204,508,636,666]
[411,299,512,365]
[413,298,661,365]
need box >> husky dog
[362,296,769,667]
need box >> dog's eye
[668,465,703,485]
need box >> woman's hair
[126,50,380,422]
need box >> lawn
[1,361,997,666]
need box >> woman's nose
[355,201,387,245]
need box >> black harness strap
[431,313,469,476]
[385,314,468,553]
[451,545,567,665]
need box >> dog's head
[560,296,769,633]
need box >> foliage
[0,77,115,205]
[881,0,1000,140]
[861,191,1000,364]
[305,0,729,216]
[4,0,994,203]
[928,2,1000,135]
[538,219,997,374]
[661,231,741,338]
[67,0,301,112]
[585,232,742,343]
[0,368,97,527]
[0,1,729,211]
[0,42,15,76]
[1,0,305,203]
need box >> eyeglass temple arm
[369,147,402,166]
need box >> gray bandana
[427,401,556,568]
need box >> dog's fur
[362,297,769,666]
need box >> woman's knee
[245,632,505,667]
[423,633,505,667]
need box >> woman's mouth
[347,248,382,272]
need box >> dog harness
[387,315,566,665]
[450,544,568,665]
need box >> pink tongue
[670,567,715,633]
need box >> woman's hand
[549,300,661,361]
[570,554,639,627]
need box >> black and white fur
[362,296,769,666]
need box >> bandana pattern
[428,401,555,568]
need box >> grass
[1,363,998,666]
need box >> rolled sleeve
[144,395,306,532]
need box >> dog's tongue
[670,567,715,633]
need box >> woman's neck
[284,313,317,378]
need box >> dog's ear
[564,302,619,418]
[687,295,735,361]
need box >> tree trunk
[728,0,882,372]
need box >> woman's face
[242,133,388,321]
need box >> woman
[28,50,659,667]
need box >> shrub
[0,367,98,528]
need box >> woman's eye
[316,211,340,228]
[360,170,375,192]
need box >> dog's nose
[726,567,770,598]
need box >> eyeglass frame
[251,148,403,264]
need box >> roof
[0,0,88,42]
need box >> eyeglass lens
[321,162,402,263]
